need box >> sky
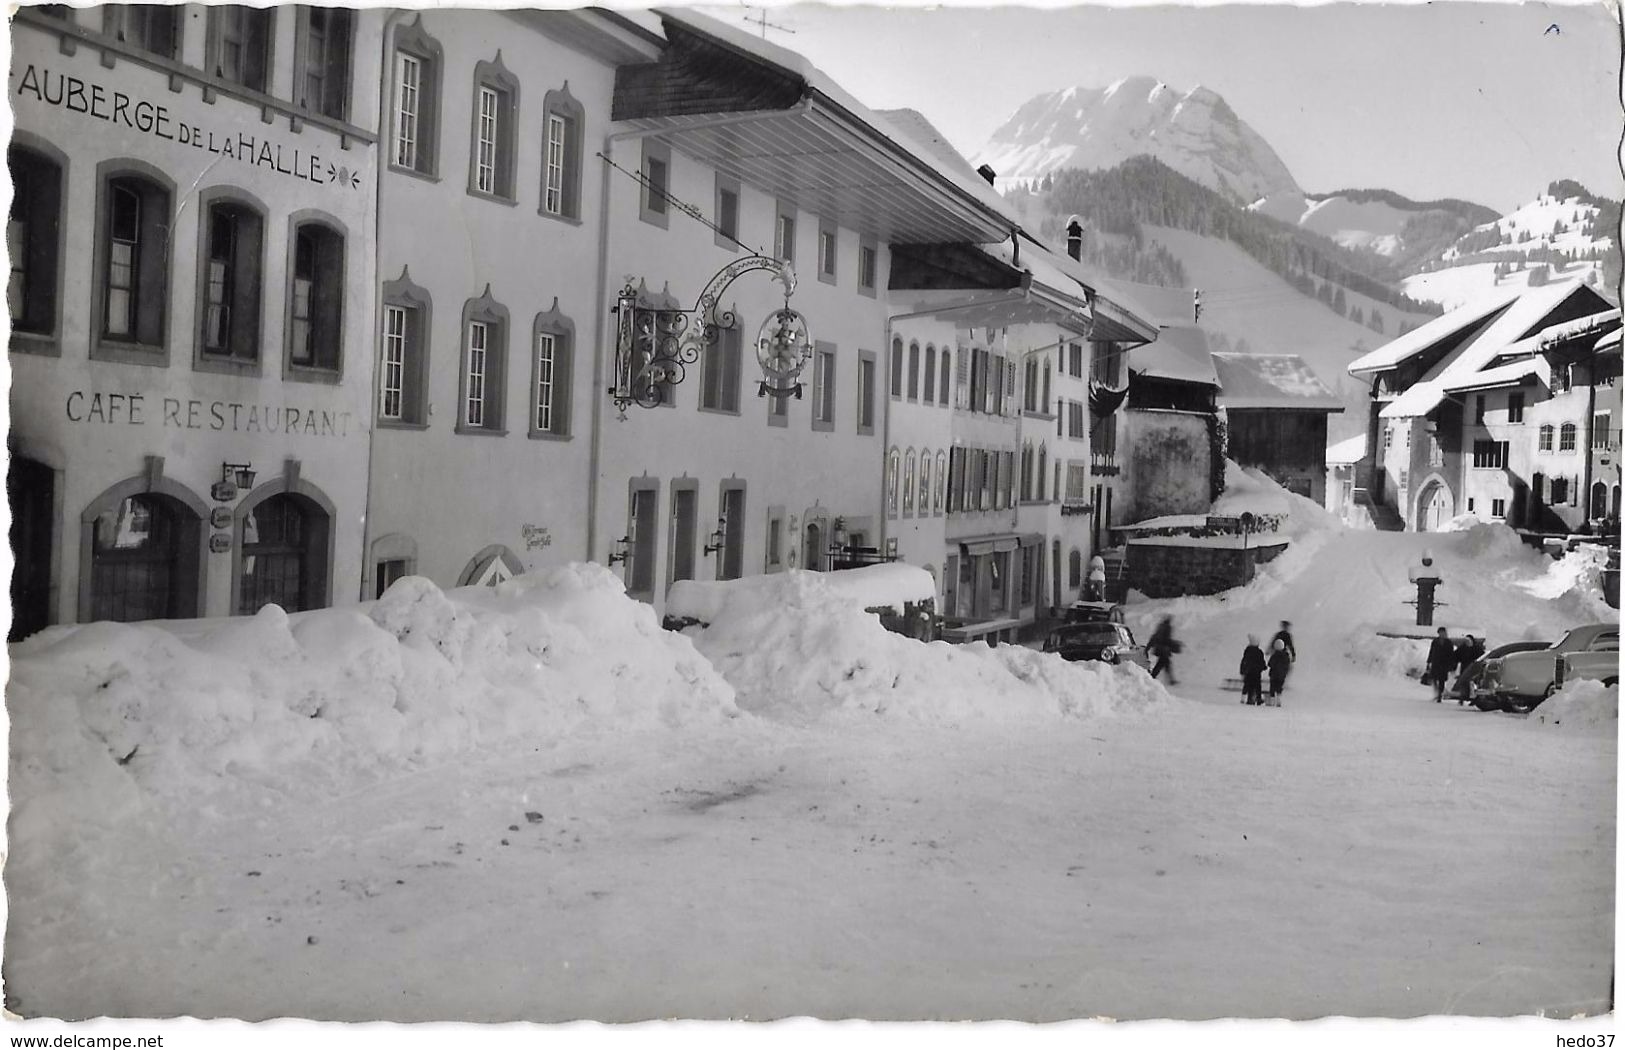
[697,1,1623,214]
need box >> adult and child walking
[1241,621,1296,706]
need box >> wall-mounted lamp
[607,535,631,566]
[221,462,256,489]
[703,516,728,556]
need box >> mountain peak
[976,78,1301,202]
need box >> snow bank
[669,564,934,624]
[1450,520,1535,561]
[7,565,737,827]
[1512,543,1616,623]
[1525,680,1618,733]
[1211,460,1343,539]
[676,570,1166,724]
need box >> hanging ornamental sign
[610,256,809,415]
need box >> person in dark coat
[1239,636,1267,705]
[1452,633,1486,705]
[1271,620,1297,664]
[1425,626,1456,703]
[1266,639,1292,706]
[1148,617,1180,685]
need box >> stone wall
[1127,539,1289,598]
[1121,409,1213,524]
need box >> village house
[8,4,384,638]
[1211,352,1344,505]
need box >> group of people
[1239,621,1297,707]
[1424,627,1486,703]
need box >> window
[468,63,519,201]
[700,312,742,414]
[935,451,946,514]
[923,346,938,405]
[541,86,585,221]
[295,6,353,120]
[817,218,837,284]
[886,447,900,517]
[857,240,878,297]
[1539,424,1554,452]
[1508,391,1525,424]
[1068,343,1084,377]
[1069,401,1086,439]
[625,482,659,599]
[1474,395,1486,425]
[239,494,326,615]
[775,202,796,263]
[378,270,431,425]
[907,341,920,400]
[1042,359,1051,410]
[902,450,916,515]
[715,174,740,249]
[718,484,746,582]
[765,506,785,571]
[287,220,344,373]
[1554,365,1573,394]
[390,17,443,177]
[198,196,264,364]
[1036,444,1047,497]
[208,6,272,92]
[1551,476,1570,505]
[1491,498,1507,519]
[95,167,172,356]
[8,144,63,346]
[1594,413,1613,450]
[88,492,199,622]
[812,343,836,431]
[1024,359,1038,412]
[918,451,932,516]
[941,354,951,406]
[1471,439,1508,469]
[531,306,574,438]
[890,337,904,399]
[105,4,179,59]
[1560,422,1578,452]
[1069,549,1083,588]
[640,139,670,228]
[857,350,876,435]
[668,483,698,588]
[1383,426,1393,454]
[376,558,409,599]
[458,289,509,433]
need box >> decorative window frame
[540,83,585,223]
[456,285,511,436]
[529,299,575,439]
[389,15,444,180]
[467,52,520,205]
[378,266,433,428]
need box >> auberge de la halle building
[8,5,1154,638]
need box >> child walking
[1239,636,1266,706]
[1266,638,1292,706]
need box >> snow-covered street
[5,475,1616,1023]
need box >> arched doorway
[1591,482,1609,520]
[1415,479,1451,533]
[239,493,329,614]
[803,521,822,572]
[88,493,201,622]
[8,456,55,640]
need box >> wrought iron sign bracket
[609,256,810,417]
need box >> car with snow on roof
[1474,624,1619,712]
[1042,620,1149,669]
[1064,600,1127,625]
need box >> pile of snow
[1436,512,1484,532]
[1513,542,1616,623]
[1211,460,1343,539]
[1525,680,1618,733]
[7,565,737,830]
[670,563,935,624]
[675,570,1168,724]
[1450,520,1538,561]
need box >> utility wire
[596,150,765,257]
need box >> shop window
[379,269,432,425]
[104,4,180,59]
[208,6,272,92]
[8,144,63,347]
[531,304,574,438]
[541,85,584,221]
[639,140,670,228]
[812,343,836,431]
[198,196,265,365]
[239,494,328,615]
[294,6,354,120]
[458,290,510,433]
[700,309,742,414]
[88,493,200,623]
[287,219,345,374]
[390,16,443,177]
[469,56,519,202]
[95,167,172,357]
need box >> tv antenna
[741,6,796,39]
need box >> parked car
[1042,621,1149,668]
[1553,647,1621,692]
[1475,623,1620,712]
[1063,600,1126,625]
[1453,640,1552,707]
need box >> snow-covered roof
[1132,325,1218,386]
[1442,357,1545,395]
[1598,328,1622,353]
[1539,308,1621,348]
[1347,287,1518,376]
[1212,353,1343,411]
[875,108,984,184]
[1325,432,1367,465]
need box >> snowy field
[3,469,1616,1037]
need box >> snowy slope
[1251,190,1490,267]
[976,76,1301,203]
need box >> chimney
[976,164,997,186]
[1065,216,1084,261]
